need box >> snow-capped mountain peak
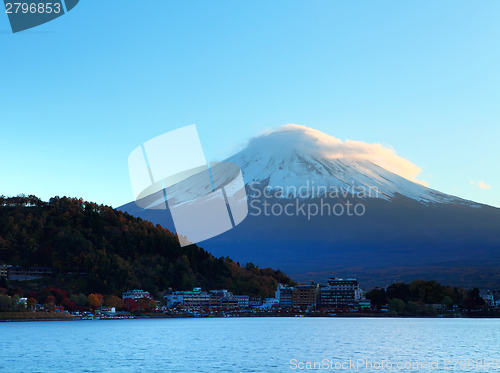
[225,124,475,205]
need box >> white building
[320,278,363,308]
[100,307,116,315]
[19,297,27,309]
[480,290,496,307]
[164,292,184,307]
[260,298,279,309]
[164,288,211,308]
[275,284,293,308]
[122,289,151,300]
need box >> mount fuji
[119,125,500,287]
[226,124,475,205]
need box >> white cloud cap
[272,124,428,186]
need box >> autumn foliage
[0,195,294,298]
[87,293,103,309]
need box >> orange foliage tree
[87,293,103,309]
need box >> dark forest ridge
[0,195,293,298]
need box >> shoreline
[2,312,500,322]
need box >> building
[1,265,53,281]
[292,284,320,308]
[164,288,211,308]
[494,292,500,307]
[99,307,116,315]
[122,289,151,301]
[357,299,371,309]
[183,288,210,308]
[209,294,222,307]
[0,265,11,278]
[275,284,293,308]
[320,278,362,308]
[207,289,247,308]
[164,291,184,307]
[209,289,233,298]
[232,295,250,308]
[207,289,232,307]
[260,298,279,309]
[220,297,239,308]
[249,297,262,307]
[480,290,495,307]
[164,289,251,309]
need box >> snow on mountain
[119,124,500,287]
[225,124,476,206]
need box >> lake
[1,318,499,372]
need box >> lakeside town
[2,264,500,320]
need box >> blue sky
[1,0,499,207]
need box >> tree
[123,298,138,312]
[61,298,77,311]
[386,283,411,303]
[0,294,10,311]
[388,298,406,314]
[10,294,20,308]
[365,288,387,309]
[45,295,56,311]
[464,288,485,310]
[423,304,437,316]
[406,301,422,315]
[27,297,37,311]
[104,295,123,310]
[0,195,295,298]
[70,293,88,308]
[148,299,157,311]
[441,296,453,309]
[88,293,103,310]
[136,297,148,311]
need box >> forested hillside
[0,195,293,297]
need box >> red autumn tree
[123,298,138,312]
[45,295,56,311]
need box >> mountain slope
[119,125,500,288]
[0,195,293,297]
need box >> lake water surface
[1,318,499,372]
